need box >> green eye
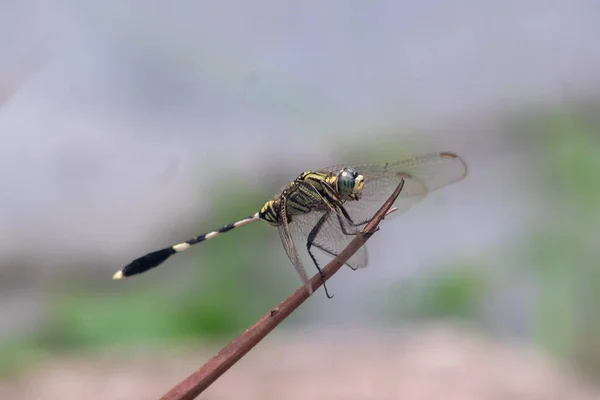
[337,168,358,196]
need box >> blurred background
[1,1,600,399]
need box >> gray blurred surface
[0,1,599,335]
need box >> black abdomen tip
[121,247,177,277]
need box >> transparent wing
[285,181,368,270]
[290,209,368,271]
[277,196,312,294]
[319,152,467,225]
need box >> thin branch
[160,180,405,400]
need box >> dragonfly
[113,152,467,297]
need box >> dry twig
[160,180,405,400]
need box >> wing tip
[439,151,459,159]
[439,151,468,180]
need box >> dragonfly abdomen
[259,199,282,226]
[114,213,260,278]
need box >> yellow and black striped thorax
[258,167,365,226]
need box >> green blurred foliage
[382,261,489,323]
[37,289,179,350]
[168,178,296,338]
[0,180,295,374]
[379,106,600,379]
[0,339,44,378]
[520,110,600,375]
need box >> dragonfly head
[335,167,365,200]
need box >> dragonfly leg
[336,211,365,237]
[306,212,334,299]
[338,205,370,233]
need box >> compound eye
[337,168,357,197]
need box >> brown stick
[160,180,405,400]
